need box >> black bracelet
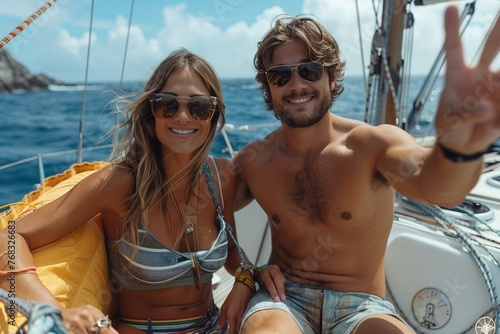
[437,142,484,163]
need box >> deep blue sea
[0,76,437,207]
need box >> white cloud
[1,0,498,83]
[147,4,287,80]
[58,30,96,59]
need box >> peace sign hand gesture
[435,6,499,156]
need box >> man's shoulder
[235,130,279,161]
[211,156,235,174]
[347,122,404,141]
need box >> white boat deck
[212,200,273,308]
[213,268,234,307]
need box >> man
[233,5,499,334]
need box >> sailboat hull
[388,169,500,333]
[386,217,500,333]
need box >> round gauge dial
[412,288,452,329]
[475,316,496,334]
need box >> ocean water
[0,76,436,207]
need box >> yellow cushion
[0,162,113,332]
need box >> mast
[377,0,407,126]
[385,0,406,125]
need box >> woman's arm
[0,164,124,333]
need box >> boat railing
[0,144,113,186]
[0,125,238,199]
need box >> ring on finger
[96,315,112,328]
[89,315,111,333]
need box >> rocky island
[0,49,63,92]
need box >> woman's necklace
[169,180,201,290]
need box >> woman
[0,48,258,334]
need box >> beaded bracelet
[437,142,484,163]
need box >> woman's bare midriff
[117,282,214,320]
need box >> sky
[0,0,498,83]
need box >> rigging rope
[0,0,58,50]
[364,0,385,124]
[381,48,401,121]
[114,0,136,145]
[118,0,135,91]
[76,0,95,163]
[0,289,65,334]
[355,0,368,94]
[471,10,499,65]
[371,0,381,29]
[364,0,406,125]
[399,9,414,127]
[405,1,476,132]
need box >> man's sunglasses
[265,62,324,87]
[148,93,217,121]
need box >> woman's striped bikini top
[106,160,228,290]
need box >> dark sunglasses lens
[187,97,215,120]
[153,94,179,118]
[298,63,323,82]
[267,67,292,87]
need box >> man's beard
[277,95,332,128]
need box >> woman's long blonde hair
[110,48,225,249]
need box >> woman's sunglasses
[265,62,324,87]
[148,93,217,121]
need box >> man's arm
[375,124,483,207]
[232,147,256,211]
[377,6,498,207]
